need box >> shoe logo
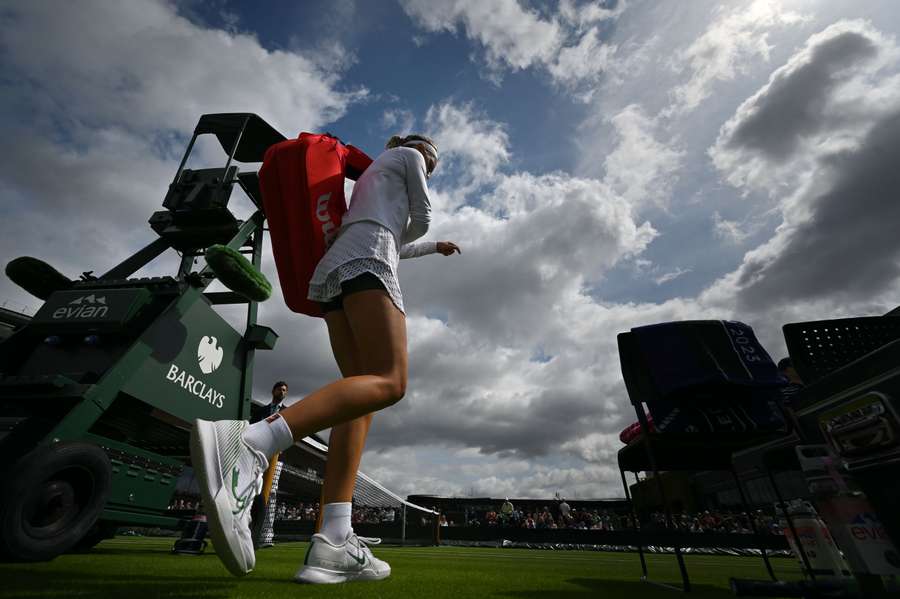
[198,335,224,374]
[230,467,252,516]
[347,548,367,567]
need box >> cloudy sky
[3,0,900,500]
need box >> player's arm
[399,241,461,259]
[401,150,431,245]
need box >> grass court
[0,537,804,598]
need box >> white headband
[403,140,438,162]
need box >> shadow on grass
[0,568,237,599]
[500,577,734,598]
[81,546,185,556]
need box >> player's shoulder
[392,145,425,166]
[374,146,420,169]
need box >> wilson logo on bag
[259,133,372,317]
[315,192,337,247]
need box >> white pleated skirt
[306,221,405,314]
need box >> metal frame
[617,445,779,592]
[616,332,782,592]
[2,114,278,534]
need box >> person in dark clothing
[776,358,803,385]
[776,357,806,431]
[251,381,288,424]
[250,381,289,548]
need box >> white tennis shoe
[190,419,268,576]
[294,533,391,584]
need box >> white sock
[242,415,294,457]
[320,502,352,544]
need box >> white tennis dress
[307,146,437,314]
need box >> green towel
[204,245,271,302]
[5,257,73,300]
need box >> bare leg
[190,291,404,579]
[322,306,376,503]
[322,418,373,500]
[314,307,375,532]
[279,288,406,470]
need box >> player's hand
[436,241,461,256]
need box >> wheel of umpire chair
[0,442,111,561]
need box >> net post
[401,504,407,545]
[433,510,440,546]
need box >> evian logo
[316,193,338,247]
[52,294,109,319]
[70,294,106,306]
[197,335,224,374]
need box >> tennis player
[190,134,460,583]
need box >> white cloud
[601,104,683,209]
[360,445,623,499]
[711,19,899,192]
[546,27,617,101]
[571,0,810,210]
[399,0,620,92]
[0,2,364,138]
[633,258,653,272]
[400,0,562,71]
[654,267,690,286]
[381,108,417,134]
[559,0,627,30]
[628,258,691,287]
[0,0,366,265]
[424,102,510,205]
[702,21,900,317]
[560,432,622,464]
[666,0,808,116]
[712,211,751,244]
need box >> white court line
[375,550,650,563]
[99,539,787,568]
[379,549,759,561]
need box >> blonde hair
[385,134,437,151]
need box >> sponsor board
[163,336,228,409]
[823,498,900,575]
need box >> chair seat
[618,432,785,472]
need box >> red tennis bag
[259,133,372,317]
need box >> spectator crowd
[458,499,784,536]
[167,496,399,525]
[645,509,783,535]
[275,501,319,522]
[464,503,626,531]
[271,502,399,524]
[167,495,200,512]
[168,495,783,536]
